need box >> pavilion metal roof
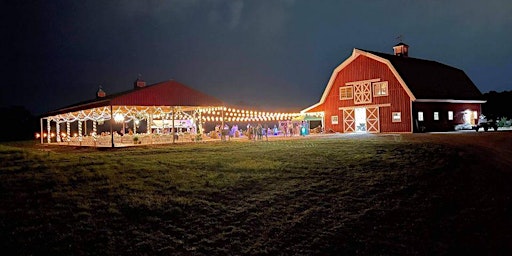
[46,80,225,116]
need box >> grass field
[1,132,511,255]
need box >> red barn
[302,43,485,133]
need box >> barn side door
[366,107,380,133]
[343,109,355,133]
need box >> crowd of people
[212,121,315,141]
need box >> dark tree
[482,90,512,119]
[0,106,38,142]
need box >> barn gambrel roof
[302,48,485,113]
[365,50,484,101]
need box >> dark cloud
[2,0,511,115]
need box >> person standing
[256,123,263,140]
[264,124,269,141]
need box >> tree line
[482,90,512,119]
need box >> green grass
[1,134,511,255]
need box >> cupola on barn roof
[393,42,409,57]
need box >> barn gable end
[303,46,485,133]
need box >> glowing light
[114,113,124,123]
[35,133,40,139]
[50,132,56,138]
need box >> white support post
[198,111,203,135]
[147,114,152,135]
[110,105,114,148]
[78,119,83,144]
[222,107,225,129]
[149,114,153,144]
[40,118,43,144]
[172,107,175,143]
[162,114,166,134]
[93,121,97,146]
[66,122,71,143]
[322,114,325,133]
[47,119,51,144]
[56,122,61,143]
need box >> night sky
[2,0,512,116]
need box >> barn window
[448,111,453,120]
[331,115,339,124]
[373,81,388,96]
[392,112,401,122]
[339,86,353,100]
[353,82,372,104]
[434,112,439,121]
[473,111,478,119]
[418,112,424,121]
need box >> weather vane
[396,35,404,43]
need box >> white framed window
[331,115,339,125]
[473,111,478,119]
[448,111,453,121]
[373,81,388,97]
[434,112,439,121]
[339,86,353,100]
[418,112,424,121]
[392,112,401,122]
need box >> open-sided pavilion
[40,79,321,147]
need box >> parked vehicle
[474,115,498,132]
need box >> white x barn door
[343,109,355,133]
[366,107,380,133]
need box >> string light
[67,122,71,142]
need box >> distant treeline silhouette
[0,106,38,142]
[482,90,512,119]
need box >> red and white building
[302,43,485,133]
[41,78,305,147]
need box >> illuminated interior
[40,105,324,147]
